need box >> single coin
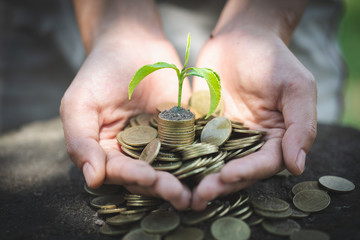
[262,219,301,236]
[90,195,125,208]
[290,207,310,218]
[201,117,232,146]
[228,205,250,217]
[98,207,127,215]
[292,181,321,195]
[182,204,220,225]
[254,207,292,219]
[276,169,293,177]
[293,190,330,212]
[123,228,161,240]
[116,132,144,151]
[290,229,330,240]
[84,183,121,196]
[151,161,182,171]
[233,141,264,158]
[164,227,204,240]
[136,114,153,126]
[251,195,289,212]
[130,116,139,127]
[189,90,224,117]
[106,212,146,226]
[211,217,251,240]
[139,138,161,164]
[232,128,265,135]
[120,207,155,215]
[141,211,180,235]
[177,167,207,180]
[122,126,158,146]
[238,210,253,220]
[318,175,355,193]
[246,215,264,227]
[121,146,141,159]
[99,223,129,236]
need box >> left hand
[191,30,317,210]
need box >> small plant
[128,34,221,118]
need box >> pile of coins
[84,174,354,239]
[117,113,265,186]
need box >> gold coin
[98,207,127,215]
[182,204,220,225]
[152,161,182,171]
[120,207,156,215]
[121,146,141,159]
[129,116,139,127]
[201,117,232,146]
[211,217,251,240]
[292,181,321,195]
[164,227,204,240]
[262,219,301,237]
[233,141,265,158]
[99,223,129,236]
[318,175,355,193]
[90,195,125,209]
[293,189,330,213]
[177,167,207,180]
[188,90,224,118]
[122,126,158,147]
[254,208,292,219]
[106,212,146,226]
[84,183,121,196]
[139,138,161,164]
[251,195,290,212]
[116,132,145,151]
[141,211,180,235]
[136,113,153,126]
[123,228,161,240]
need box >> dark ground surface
[0,119,359,240]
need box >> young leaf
[188,68,221,118]
[129,62,180,99]
[183,33,191,70]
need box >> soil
[1,118,360,240]
[159,107,194,121]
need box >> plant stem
[178,75,184,108]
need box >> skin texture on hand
[61,0,192,210]
[191,0,316,210]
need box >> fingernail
[296,150,306,174]
[83,162,95,187]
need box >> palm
[191,34,316,209]
[61,39,192,209]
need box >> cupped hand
[60,38,191,209]
[191,32,317,210]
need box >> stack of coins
[157,115,195,149]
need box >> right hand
[60,37,192,210]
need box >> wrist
[212,0,307,45]
[74,0,166,53]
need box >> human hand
[191,0,316,210]
[60,36,192,209]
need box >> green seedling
[128,33,221,118]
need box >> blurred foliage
[339,0,360,129]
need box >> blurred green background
[339,0,360,129]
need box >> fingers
[220,137,283,183]
[281,73,317,175]
[125,171,191,210]
[191,173,256,210]
[60,96,106,189]
[105,149,157,186]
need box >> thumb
[281,75,317,175]
[60,97,106,188]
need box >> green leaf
[183,33,191,70]
[190,68,221,118]
[128,62,179,99]
[185,70,203,78]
